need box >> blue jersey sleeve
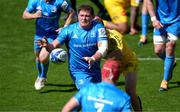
[59,0,72,13]
[26,0,38,13]
[56,27,70,45]
[95,22,107,42]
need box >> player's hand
[94,16,103,24]
[83,57,95,69]
[36,37,48,47]
[152,20,163,29]
[55,27,63,33]
[35,10,42,18]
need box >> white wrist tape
[90,56,96,62]
[98,40,108,57]
[151,16,157,22]
[64,24,68,27]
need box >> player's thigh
[125,72,137,95]
[104,0,128,23]
[34,35,42,54]
[39,38,54,63]
[153,28,168,54]
[39,47,49,62]
[166,22,180,41]
[123,61,138,93]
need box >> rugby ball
[49,48,67,63]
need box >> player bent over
[105,29,142,111]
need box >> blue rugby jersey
[156,0,180,25]
[25,0,72,38]
[74,82,131,111]
[56,21,107,73]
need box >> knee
[39,53,49,64]
[154,47,164,56]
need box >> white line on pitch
[138,58,180,61]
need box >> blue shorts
[154,22,180,37]
[70,71,101,90]
[34,34,57,52]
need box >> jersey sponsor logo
[72,34,78,38]
[73,43,96,48]
[98,28,107,37]
[61,1,68,10]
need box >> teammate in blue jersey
[22,0,75,90]
[37,5,108,90]
[146,0,179,91]
[62,59,131,112]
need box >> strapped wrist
[151,16,157,22]
[91,56,96,62]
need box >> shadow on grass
[40,82,126,93]
[45,83,75,87]
[40,83,77,93]
[169,81,180,89]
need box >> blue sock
[40,61,49,78]
[141,13,150,37]
[36,60,41,77]
[163,55,175,81]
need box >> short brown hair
[77,5,94,16]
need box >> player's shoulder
[79,83,96,93]
[113,88,130,100]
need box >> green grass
[0,0,180,111]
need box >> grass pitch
[0,0,180,111]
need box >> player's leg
[103,0,129,34]
[166,23,180,81]
[33,35,47,90]
[34,52,41,90]
[39,47,50,78]
[138,1,150,46]
[129,0,141,35]
[154,24,179,91]
[153,29,173,91]
[159,40,175,91]
[125,72,142,111]
[34,36,54,90]
[123,59,142,111]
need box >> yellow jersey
[106,29,138,75]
